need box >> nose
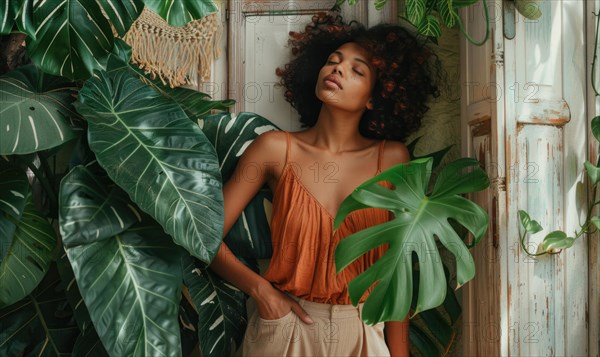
[332,63,343,76]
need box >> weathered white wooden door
[460,0,594,355]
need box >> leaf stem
[520,230,547,257]
[592,10,600,96]
[456,0,490,46]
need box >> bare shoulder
[240,130,287,165]
[381,140,410,170]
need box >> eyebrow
[332,50,370,67]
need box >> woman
[209,13,443,356]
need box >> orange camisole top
[263,132,392,305]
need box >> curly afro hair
[276,13,444,142]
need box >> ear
[366,98,374,110]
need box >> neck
[307,105,371,152]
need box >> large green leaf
[104,38,234,118]
[59,166,139,247]
[334,157,489,324]
[0,0,20,34]
[26,0,114,80]
[0,65,78,155]
[183,256,247,357]
[0,192,56,308]
[60,165,185,356]
[0,166,29,221]
[0,265,80,356]
[75,68,224,263]
[200,112,279,181]
[63,227,184,356]
[200,112,278,259]
[60,166,183,356]
[98,0,144,37]
[143,0,218,27]
[56,248,109,357]
[1,0,35,37]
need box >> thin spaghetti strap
[377,140,386,173]
[284,131,292,167]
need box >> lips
[323,74,343,90]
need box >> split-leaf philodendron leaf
[0,65,78,155]
[334,157,489,324]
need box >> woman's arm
[208,131,313,323]
[385,319,410,357]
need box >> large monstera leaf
[0,188,56,308]
[60,165,185,356]
[143,0,218,27]
[200,112,279,259]
[334,157,489,324]
[76,68,223,263]
[0,65,78,155]
[183,256,247,357]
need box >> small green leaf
[515,0,542,20]
[374,0,388,10]
[406,0,427,25]
[417,15,443,38]
[590,216,600,230]
[452,0,479,7]
[438,0,458,27]
[406,136,453,170]
[518,210,543,234]
[540,231,574,252]
[591,116,600,143]
[585,160,600,185]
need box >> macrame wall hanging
[123,7,222,88]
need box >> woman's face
[315,42,376,113]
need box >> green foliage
[183,257,247,357]
[334,158,489,323]
[143,0,218,27]
[7,0,214,80]
[0,1,489,355]
[338,0,489,44]
[0,65,78,155]
[76,68,224,264]
[0,167,56,308]
[201,112,279,260]
[519,116,600,256]
[0,266,80,356]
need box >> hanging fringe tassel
[123,7,221,88]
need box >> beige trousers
[242,297,390,356]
